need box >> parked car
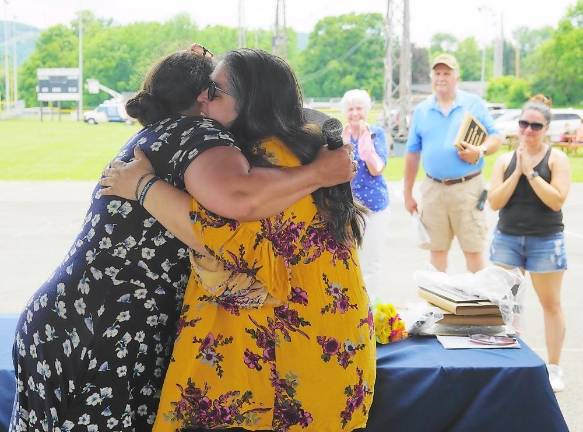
[491,110,507,120]
[84,100,131,124]
[487,102,506,119]
[493,109,521,137]
[547,110,583,141]
[495,108,583,140]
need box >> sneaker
[547,364,565,393]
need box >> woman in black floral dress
[10,47,354,432]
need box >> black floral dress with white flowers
[10,116,236,432]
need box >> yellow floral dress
[154,137,376,432]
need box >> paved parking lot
[1,180,581,430]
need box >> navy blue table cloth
[365,337,568,432]
[0,316,568,432]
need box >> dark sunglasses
[190,43,213,58]
[518,119,545,131]
[207,80,233,101]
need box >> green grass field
[1,118,581,181]
[0,119,140,180]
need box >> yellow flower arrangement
[373,303,408,344]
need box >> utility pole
[272,0,287,58]
[11,13,16,103]
[480,45,486,83]
[77,8,83,121]
[398,0,411,138]
[382,0,394,144]
[3,0,11,111]
[493,12,504,77]
[514,40,520,78]
[238,0,246,48]
[383,0,411,147]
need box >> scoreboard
[37,68,80,102]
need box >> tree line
[1,0,581,109]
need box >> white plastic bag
[413,266,525,333]
[399,302,444,335]
[411,212,430,249]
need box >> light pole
[11,12,16,104]
[477,5,496,84]
[238,0,246,48]
[77,5,83,121]
[493,12,504,77]
[2,0,10,111]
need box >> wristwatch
[529,170,540,180]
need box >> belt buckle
[442,177,454,185]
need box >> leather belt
[427,171,481,186]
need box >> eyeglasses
[207,80,233,101]
[190,43,213,58]
[518,119,545,131]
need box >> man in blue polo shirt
[404,54,502,273]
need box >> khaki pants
[419,174,487,253]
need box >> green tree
[411,45,430,84]
[528,0,583,105]
[16,11,303,108]
[506,78,531,107]
[454,37,481,81]
[486,75,531,107]
[298,13,384,98]
[18,24,78,106]
[82,14,201,107]
[515,27,554,77]
[430,33,458,56]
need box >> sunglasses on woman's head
[518,120,545,131]
[207,80,233,101]
[190,43,213,58]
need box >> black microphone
[322,118,344,150]
[321,117,354,201]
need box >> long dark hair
[125,50,213,126]
[222,48,365,247]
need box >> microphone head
[322,117,343,141]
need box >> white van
[84,100,131,124]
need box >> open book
[453,112,488,150]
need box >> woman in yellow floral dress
[103,49,376,431]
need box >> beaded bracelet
[134,172,154,201]
[138,176,160,206]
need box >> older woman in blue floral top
[341,89,390,302]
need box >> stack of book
[418,285,503,326]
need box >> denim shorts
[489,230,568,273]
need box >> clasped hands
[514,144,537,177]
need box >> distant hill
[0,21,40,66]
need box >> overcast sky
[4,0,577,47]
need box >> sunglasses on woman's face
[207,80,233,101]
[518,119,545,131]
